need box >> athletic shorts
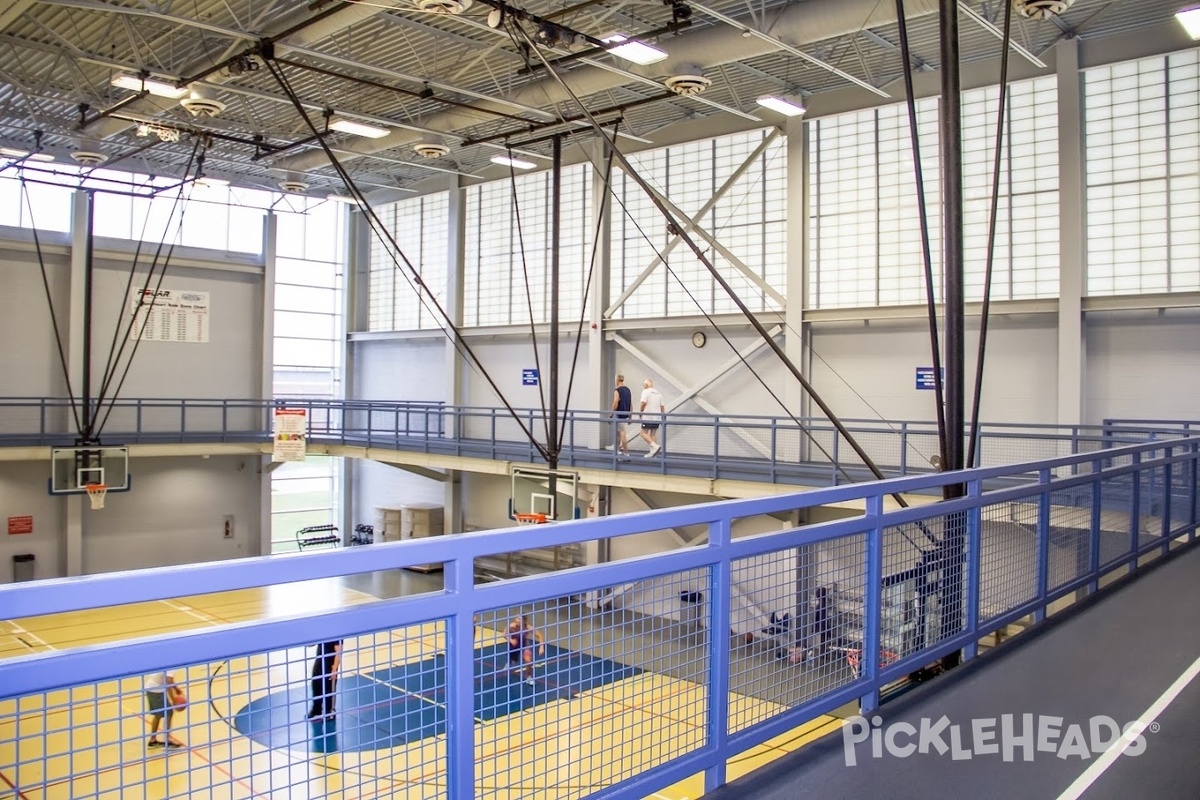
[614,412,630,420]
[508,647,532,665]
[641,423,660,431]
[146,690,167,718]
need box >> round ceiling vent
[1012,0,1074,19]
[279,179,309,193]
[180,97,227,117]
[412,0,471,14]
[664,73,712,96]
[180,84,227,117]
[413,138,450,158]
[70,150,107,165]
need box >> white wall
[353,339,448,401]
[1085,309,1200,423]
[0,461,66,581]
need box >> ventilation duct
[664,68,712,96]
[1012,0,1074,18]
[180,84,228,117]
[413,138,451,158]
[412,0,471,14]
[70,150,107,165]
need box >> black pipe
[81,191,95,443]
[78,91,149,130]
[548,135,562,493]
[465,92,670,148]
[273,56,533,124]
[937,0,966,672]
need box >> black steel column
[81,190,96,443]
[938,0,966,669]
[548,135,562,510]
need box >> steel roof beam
[958,2,1047,68]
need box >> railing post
[221,400,228,442]
[1034,468,1051,623]
[136,399,142,439]
[1191,441,1198,542]
[1129,450,1142,574]
[899,422,908,475]
[1089,458,1102,594]
[703,516,732,794]
[443,554,475,800]
[1161,458,1172,557]
[831,431,840,485]
[860,494,883,714]
[180,399,186,436]
[770,419,778,483]
[713,417,721,479]
[964,479,983,662]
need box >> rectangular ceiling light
[190,175,229,187]
[755,95,806,117]
[328,118,390,139]
[602,34,668,66]
[490,155,536,170]
[1177,6,1200,39]
[0,147,53,162]
[110,74,187,99]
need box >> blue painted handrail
[0,435,1196,799]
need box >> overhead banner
[129,289,210,343]
[272,408,308,462]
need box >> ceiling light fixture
[111,73,187,99]
[755,95,806,117]
[1177,6,1200,38]
[0,147,54,162]
[328,117,390,139]
[491,155,536,170]
[602,34,668,66]
[189,175,229,187]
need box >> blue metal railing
[0,397,1181,487]
[1,435,1196,798]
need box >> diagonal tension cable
[513,24,931,526]
[966,0,1015,470]
[263,55,552,463]
[505,150,552,447]
[95,141,204,437]
[21,177,82,435]
[895,0,949,471]
[557,127,618,454]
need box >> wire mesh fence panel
[726,535,865,735]
[978,496,1039,626]
[473,571,709,800]
[0,619,451,800]
[881,515,967,658]
[1046,485,1095,592]
[1168,459,1194,537]
[1138,455,1167,543]
[1098,466,1138,569]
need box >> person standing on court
[144,670,187,749]
[507,615,545,685]
[611,374,632,456]
[308,639,342,719]
[638,378,665,457]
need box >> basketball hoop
[85,483,108,510]
[514,512,548,525]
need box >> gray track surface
[704,543,1200,800]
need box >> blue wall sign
[522,368,539,386]
[915,367,944,390]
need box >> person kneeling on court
[144,671,187,749]
[507,616,545,685]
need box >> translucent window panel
[275,283,340,315]
[1086,51,1200,294]
[810,78,1057,310]
[0,176,21,225]
[15,180,72,232]
[611,129,784,319]
[274,336,337,368]
[275,310,340,340]
[277,258,341,289]
[462,167,589,327]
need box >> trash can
[12,554,34,582]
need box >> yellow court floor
[0,582,840,800]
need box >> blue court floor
[232,642,641,752]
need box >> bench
[296,524,340,550]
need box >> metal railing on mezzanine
[0,397,1182,486]
[0,436,1196,799]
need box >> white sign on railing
[272,408,307,462]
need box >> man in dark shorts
[507,615,545,685]
[308,639,343,719]
[144,671,186,748]
[611,374,632,456]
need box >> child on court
[144,671,187,749]
[506,615,545,685]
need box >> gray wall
[1086,309,1200,423]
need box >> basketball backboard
[49,447,130,494]
[510,466,580,521]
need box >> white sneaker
[649,444,661,456]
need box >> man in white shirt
[638,379,665,457]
